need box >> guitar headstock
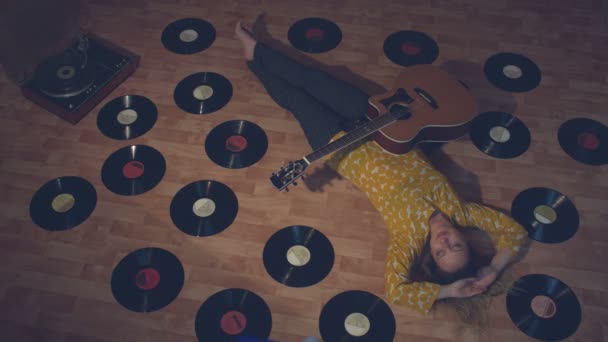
[269,159,309,191]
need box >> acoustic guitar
[270,64,477,191]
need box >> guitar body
[367,64,477,154]
[270,64,478,191]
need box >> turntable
[21,33,139,124]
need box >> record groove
[470,111,531,159]
[511,187,579,243]
[506,274,581,341]
[195,288,272,341]
[319,290,396,342]
[288,17,342,53]
[174,72,232,114]
[383,30,439,67]
[111,247,184,313]
[97,95,157,140]
[558,117,607,165]
[161,18,216,54]
[170,180,239,237]
[205,120,268,169]
[484,52,541,92]
[101,145,166,196]
[263,225,335,287]
[29,176,97,231]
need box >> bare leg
[235,21,256,61]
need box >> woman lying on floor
[235,19,528,321]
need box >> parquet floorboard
[1,0,607,341]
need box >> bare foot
[235,21,257,61]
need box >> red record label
[220,310,247,335]
[305,28,325,41]
[122,160,145,179]
[135,267,161,290]
[577,132,599,150]
[401,42,421,55]
[225,135,248,152]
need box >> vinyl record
[511,187,579,243]
[558,118,607,166]
[205,120,268,169]
[101,145,166,196]
[506,274,581,341]
[484,52,542,92]
[319,290,396,342]
[97,95,157,140]
[161,18,216,54]
[470,111,531,159]
[170,180,238,237]
[383,30,439,67]
[263,225,334,287]
[174,72,233,114]
[29,176,97,231]
[195,288,272,342]
[111,247,184,313]
[288,17,342,53]
[34,52,95,98]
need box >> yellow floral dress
[326,134,528,314]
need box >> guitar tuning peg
[293,181,298,186]
[284,187,289,192]
[301,175,305,180]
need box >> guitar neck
[304,110,398,163]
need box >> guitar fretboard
[305,110,400,163]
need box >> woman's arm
[472,247,516,289]
[429,176,528,255]
[458,202,528,255]
[490,247,516,271]
[385,237,441,315]
[437,278,487,299]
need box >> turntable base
[20,33,139,124]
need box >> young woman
[235,21,528,316]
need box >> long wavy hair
[408,224,515,327]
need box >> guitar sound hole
[390,104,411,120]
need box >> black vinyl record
[101,145,166,196]
[484,52,542,92]
[195,288,272,342]
[97,95,158,140]
[511,187,579,243]
[34,52,95,98]
[288,17,342,53]
[470,111,531,159]
[170,180,238,237]
[383,30,439,67]
[174,72,233,114]
[263,225,335,288]
[319,290,396,342]
[111,247,184,313]
[205,120,268,169]
[558,118,607,165]
[161,18,216,54]
[29,176,97,231]
[506,274,581,341]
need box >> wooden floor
[1,0,607,341]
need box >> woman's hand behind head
[473,264,498,289]
[441,277,487,299]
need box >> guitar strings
[306,97,432,162]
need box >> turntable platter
[34,52,95,98]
